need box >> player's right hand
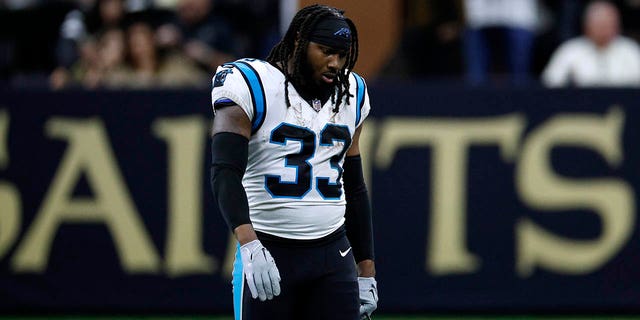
[240,240,281,301]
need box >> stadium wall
[0,85,638,313]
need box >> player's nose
[327,54,340,69]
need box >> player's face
[305,41,348,88]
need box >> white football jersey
[211,58,371,240]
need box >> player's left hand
[358,277,378,319]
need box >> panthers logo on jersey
[213,67,233,88]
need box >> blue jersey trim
[232,243,243,320]
[215,98,234,104]
[352,73,366,126]
[231,61,266,133]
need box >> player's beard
[299,58,334,98]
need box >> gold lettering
[222,233,237,279]
[152,116,215,277]
[0,110,21,260]
[358,120,377,191]
[12,118,160,273]
[516,107,635,276]
[376,115,525,275]
[0,184,20,260]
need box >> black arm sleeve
[343,155,375,263]
[210,132,251,231]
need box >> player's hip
[257,225,357,282]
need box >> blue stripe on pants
[232,243,243,320]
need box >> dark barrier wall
[0,86,638,313]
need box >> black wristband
[210,132,251,231]
[343,155,375,262]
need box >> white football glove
[240,240,281,301]
[358,277,378,319]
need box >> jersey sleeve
[351,72,371,128]
[210,64,254,120]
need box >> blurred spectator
[155,0,235,72]
[50,35,98,88]
[59,0,126,65]
[462,0,539,85]
[105,21,207,88]
[51,27,127,89]
[94,27,128,87]
[4,0,277,87]
[541,0,640,87]
[51,0,127,88]
[100,28,127,72]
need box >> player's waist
[248,198,346,209]
[256,224,346,248]
[248,203,345,240]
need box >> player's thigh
[307,277,359,320]
[306,236,359,320]
[235,244,309,320]
[240,281,295,320]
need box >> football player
[209,4,377,320]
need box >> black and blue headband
[308,16,352,50]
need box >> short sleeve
[351,72,371,128]
[210,64,254,120]
[359,85,371,126]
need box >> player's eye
[323,48,347,58]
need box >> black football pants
[232,233,359,320]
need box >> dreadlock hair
[266,4,359,113]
